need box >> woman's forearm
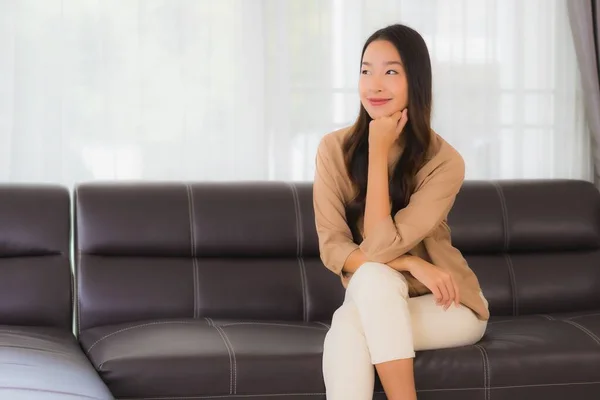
[351,144,406,275]
[342,248,368,274]
[364,148,391,237]
[387,254,415,272]
[343,249,414,275]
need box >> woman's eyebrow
[361,61,403,66]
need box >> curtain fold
[567,0,600,188]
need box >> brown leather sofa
[0,185,113,400]
[3,179,600,399]
[73,179,600,400]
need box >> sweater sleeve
[313,138,359,275]
[359,154,465,263]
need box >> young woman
[313,24,490,400]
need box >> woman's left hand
[405,255,460,310]
[368,108,408,153]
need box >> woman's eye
[386,70,398,75]
[361,70,371,75]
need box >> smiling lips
[368,98,391,106]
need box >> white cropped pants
[322,262,488,399]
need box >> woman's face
[359,40,408,120]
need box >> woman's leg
[323,262,488,400]
[374,292,488,399]
[342,262,417,400]
[323,263,414,400]
[322,299,375,399]
[323,261,413,399]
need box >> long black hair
[343,24,433,241]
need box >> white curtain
[0,0,591,187]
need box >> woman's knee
[324,304,364,355]
[347,261,409,299]
[328,303,362,336]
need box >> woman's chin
[366,108,389,120]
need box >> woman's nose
[369,77,384,93]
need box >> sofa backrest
[74,179,600,331]
[74,182,344,332]
[450,179,600,316]
[0,185,72,329]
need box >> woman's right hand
[407,256,460,310]
[368,108,408,154]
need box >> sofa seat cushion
[79,311,600,400]
[425,310,600,400]
[375,311,600,400]
[79,318,330,399]
[0,326,113,400]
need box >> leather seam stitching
[290,183,304,256]
[208,318,238,394]
[217,326,238,395]
[493,181,517,316]
[287,182,308,322]
[492,181,510,251]
[205,318,234,394]
[562,320,600,346]
[474,344,490,400]
[218,322,327,330]
[85,320,195,354]
[186,184,198,318]
[504,254,518,316]
[116,382,600,399]
[298,257,308,322]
